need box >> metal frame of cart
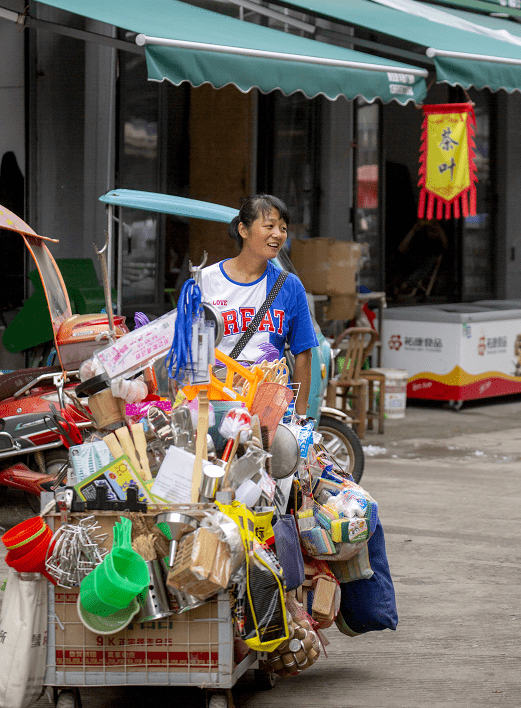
[42,511,261,707]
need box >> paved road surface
[1,397,520,707]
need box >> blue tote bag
[335,518,398,635]
[273,514,306,591]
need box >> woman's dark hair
[228,194,290,252]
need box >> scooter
[0,207,128,510]
[0,367,91,509]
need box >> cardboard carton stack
[290,238,364,320]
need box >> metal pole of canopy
[135,34,429,77]
[107,204,113,300]
[427,47,521,65]
[117,209,123,316]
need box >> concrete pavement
[1,395,521,707]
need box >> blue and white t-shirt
[200,260,319,362]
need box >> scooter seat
[0,366,62,402]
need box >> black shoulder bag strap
[229,270,288,360]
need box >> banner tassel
[427,192,435,220]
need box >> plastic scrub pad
[77,595,140,635]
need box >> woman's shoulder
[269,262,305,292]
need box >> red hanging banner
[417,103,477,220]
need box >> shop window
[29,6,86,257]
[461,90,495,300]
[117,48,192,314]
[116,49,160,310]
[355,100,381,293]
[257,92,321,241]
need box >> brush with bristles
[132,533,157,561]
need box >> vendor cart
[41,507,265,708]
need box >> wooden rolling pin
[191,390,209,502]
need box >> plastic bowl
[2,516,45,549]
[96,548,149,602]
[4,525,52,561]
[6,533,56,584]
[5,530,53,571]
[77,595,140,635]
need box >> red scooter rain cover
[0,203,72,370]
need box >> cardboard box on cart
[46,511,224,675]
[290,238,364,320]
[53,587,220,673]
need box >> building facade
[2,0,521,321]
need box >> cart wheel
[254,666,276,690]
[448,400,463,411]
[55,690,77,708]
[207,693,228,708]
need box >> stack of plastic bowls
[1,516,55,583]
[80,549,149,616]
[79,519,149,618]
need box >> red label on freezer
[408,376,521,401]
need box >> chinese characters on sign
[418,103,477,220]
[439,127,459,151]
[438,128,458,180]
[404,337,442,350]
[478,335,508,356]
[388,334,443,352]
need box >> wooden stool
[361,370,386,434]
[325,327,379,440]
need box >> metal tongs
[45,516,108,587]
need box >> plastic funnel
[154,512,198,567]
[99,549,148,595]
[80,516,148,613]
[77,595,140,635]
[87,546,148,612]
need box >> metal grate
[44,513,257,689]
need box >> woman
[200,194,318,417]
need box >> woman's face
[239,208,287,261]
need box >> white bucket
[372,368,408,419]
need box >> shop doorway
[356,86,496,305]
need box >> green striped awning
[38,0,427,104]
[281,0,521,93]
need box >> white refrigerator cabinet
[381,304,521,402]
